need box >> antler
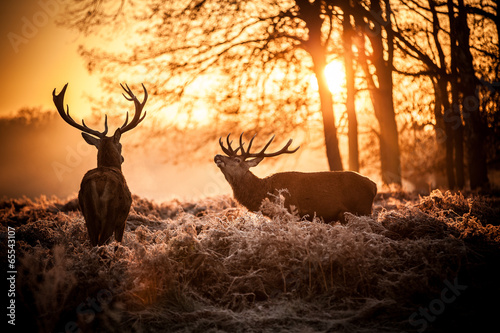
[53,83,108,138]
[219,134,241,156]
[219,133,299,160]
[119,83,148,134]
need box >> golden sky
[0,1,349,119]
[0,1,354,200]
[0,0,100,117]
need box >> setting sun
[310,60,346,94]
[324,60,346,94]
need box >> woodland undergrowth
[1,190,499,332]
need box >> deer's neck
[230,171,269,212]
[97,143,122,171]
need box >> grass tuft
[1,190,499,332]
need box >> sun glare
[324,60,346,94]
[309,60,346,94]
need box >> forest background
[0,0,498,201]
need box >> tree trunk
[312,54,344,171]
[372,72,401,185]
[455,0,489,189]
[445,0,465,189]
[364,0,401,185]
[434,78,456,189]
[450,85,465,189]
[299,0,343,171]
[343,13,359,172]
[358,50,401,184]
[428,0,454,188]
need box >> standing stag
[53,83,148,245]
[215,133,377,222]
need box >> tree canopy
[58,0,499,189]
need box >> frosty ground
[1,190,499,332]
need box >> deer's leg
[98,214,115,245]
[97,230,113,245]
[114,223,125,243]
[114,193,131,243]
[87,221,99,246]
[80,201,99,246]
[114,211,128,243]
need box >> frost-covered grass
[1,190,499,332]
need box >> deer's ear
[113,129,122,142]
[246,157,264,168]
[82,133,100,148]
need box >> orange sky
[0,2,329,200]
[0,0,100,117]
[0,1,373,200]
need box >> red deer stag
[214,133,377,223]
[53,83,147,245]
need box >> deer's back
[266,170,377,221]
[78,167,132,232]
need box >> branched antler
[53,83,108,138]
[119,83,148,134]
[53,83,148,138]
[219,133,241,156]
[219,133,299,160]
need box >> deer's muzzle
[214,155,225,168]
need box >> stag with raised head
[215,133,377,223]
[53,83,148,246]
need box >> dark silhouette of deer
[215,133,377,222]
[53,83,147,245]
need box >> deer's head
[215,133,299,183]
[53,83,148,169]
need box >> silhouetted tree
[394,0,464,188]
[452,0,490,189]
[393,0,498,189]
[61,0,347,171]
[59,0,498,188]
[341,3,360,172]
[343,0,402,185]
